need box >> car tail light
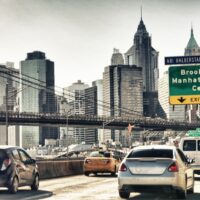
[85,159,91,164]
[119,163,127,172]
[168,162,179,172]
[1,158,11,171]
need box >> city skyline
[0,0,199,88]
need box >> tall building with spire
[158,27,200,122]
[184,27,200,121]
[185,27,200,56]
[124,16,159,116]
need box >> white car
[179,136,200,174]
[118,145,194,199]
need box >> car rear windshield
[183,140,196,151]
[127,149,173,158]
[89,151,104,157]
[89,151,111,158]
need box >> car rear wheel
[31,174,39,191]
[84,172,90,176]
[119,190,130,199]
[176,189,187,199]
[8,176,18,194]
[188,185,194,194]
[188,173,194,194]
[111,166,116,176]
[176,176,187,199]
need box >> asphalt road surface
[0,174,200,200]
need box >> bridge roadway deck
[0,111,200,130]
[0,174,200,200]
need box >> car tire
[176,189,187,199]
[31,174,39,191]
[188,186,194,194]
[84,172,90,176]
[111,166,116,176]
[119,190,130,199]
[188,174,194,194]
[8,176,18,194]
[176,176,187,199]
[93,172,97,176]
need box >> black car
[0,145,39,193]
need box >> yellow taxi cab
[83,150,121,176]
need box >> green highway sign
[188,132,200,137]
[169,65,200,105]
[187,128,200,137]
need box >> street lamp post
[102,118,115,149]
[65,109,73,154]
[66,110,72,138]
[5,83,8,145]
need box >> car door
[11,149,27,185]
[18,149,35,185]
[177,148,193,188]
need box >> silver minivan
[179,136,200,174]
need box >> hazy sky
[0,0,200,89]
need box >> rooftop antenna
[191,22,194,36]
[141,6,143,20]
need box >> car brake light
[168,162,179,172]
[119,163,127,172]
[1,158,11,171]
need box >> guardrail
[37,159,84,179]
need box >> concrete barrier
[37,159,84,179]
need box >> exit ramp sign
[169,65,200,105]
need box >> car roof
[0,145,21,150]
[180,137,200,140]
[132,145,176,151]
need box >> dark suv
[0,145,39,193]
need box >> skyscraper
[104,65,143,117]
[103,64,143,146]
[111,48,124,65]
[184,27,200,121]
[62,80,92,144]
[0,63,19,145]
[125,17,159,116]
[92,79,104,145]
[19,51,58,148]
[85,85,98,144]
[158,71,186,121]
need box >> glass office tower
[19,51,58,148]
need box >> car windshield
[127,149,173,158]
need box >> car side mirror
[187,158,195,164]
